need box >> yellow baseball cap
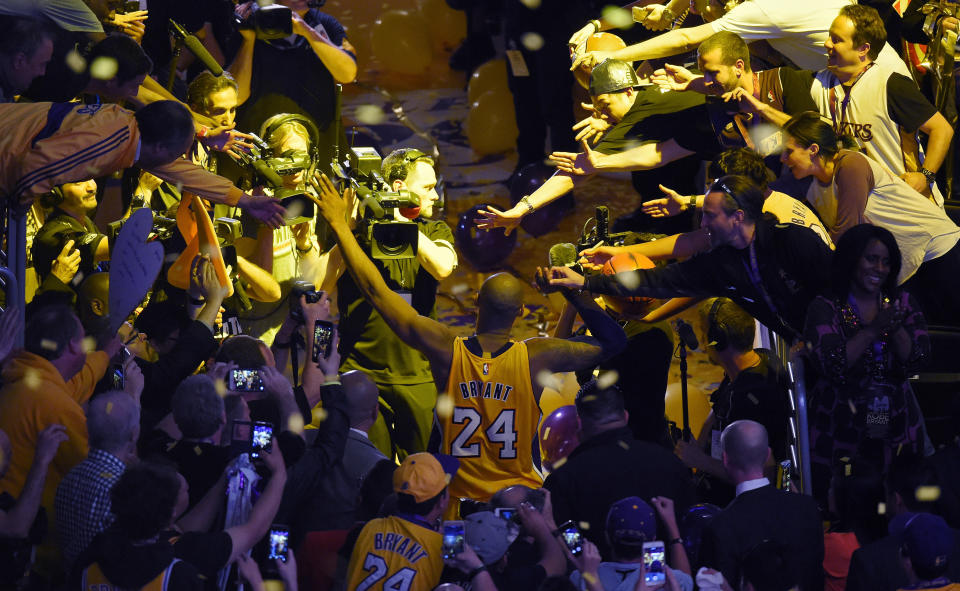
[393,453,459,502]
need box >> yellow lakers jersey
[441,337,542,504]
[345,515,443,591]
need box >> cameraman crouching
[32,180,110,294]
[319,148,457,459]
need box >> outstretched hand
[641,184,688,218]
[308,173,349,229]
[573,112,610,145]
[474,205,524,236]
[238,193,286,228]
[651,63,697,92]
[571,50,614,72]
[536,266,586,293]
[203,129,256,160]
[550,139,603,176]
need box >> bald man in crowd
[699,420,824,590]
[295,370,387,533]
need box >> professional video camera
[105,210,179,244]
[234,0,328,39]
[338,146,422,260]
[233,133,315,226]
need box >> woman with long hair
[802,223,930,502]
[780,111,960,324]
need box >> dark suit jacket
[700,484,824,591]
[543,426,696,558]
[846,527,960,591]
[296,429,388,532]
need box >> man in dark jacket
[699,420,824,591]
[544,174,833,341]
[544,378,696,558]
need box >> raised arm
[309,174,456,367]
[474,171,583,235]
[291,12,357,84]
[550,139,694,176]
[526,279,627,377]
[572,22,716,69]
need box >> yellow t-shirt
[345,515,443,591]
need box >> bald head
[87,391,141,455]
[78,272,110,316]
[721,419,769,473]
[342,370,379,428]
[477,273,523,328]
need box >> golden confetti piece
[877,502,886,515]
[312,407,328,424]
[536,370,562,392]
[23,369,41,390]
[436,394,454,418]
[194,445,202,456]
[65,48,86,74]
[579,521,590,530]
[354,104,386,125]
[82,336,97,354]
[214,380,227,397]
[521,32,544,51]
[848,399,857,414]
[551,456,567,470]
[450,283,470,295]
[747,394,759,405]
[583,572,597,585]
[618,440,630,450]
[90,56,118,80]
[542,426,551,441]
[106,401,114,414]
[40,338,58,351]
[288,413,304,434]
[916,485,941,502]
[601,5,634,28]
[520,0,541,8]
[844,463,851,476]
[596,369,619,390]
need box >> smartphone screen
[494,507,517,522]
[643,542,666,586]
[251,421,273,459]
[312,320,334,363]
[560,522,583,556]
[230,368,264,392]
[442,521,465,559]
[268,525,289,562]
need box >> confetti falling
[916,485,941,502]
[40,339,58,351]
[65,49,86,74]
[436,394,453,419]
[519,0,541,8]
[287,413,305,435]
[877,502,886,515]
[312,407,328,424]
[90,56,118,80]
[82,337,97,354]
[536,370,563,392]
[354,104,386,125]
[521,32,544,52]
[23,369,40,390]
[601,5,633,29]
[596,369,619,390]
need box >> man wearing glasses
[543,175,832,341]
[318,148,457,459]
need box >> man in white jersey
[808,4,954,200]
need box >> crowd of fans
[0,0,959,590]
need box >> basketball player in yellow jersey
[345,453,456,591]
[310,174,627,514]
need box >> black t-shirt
[594,87,711,155]
[709,349,791,462]
[886,72,938,133]
[338,219,455,384]
[161,439,231,508]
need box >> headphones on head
[260,113,321,160]
[707,298,728,352]
[52,185,64,204]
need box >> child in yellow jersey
[345,453,459,591]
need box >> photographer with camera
[231,112,323,344]
[229,0,356,176]
[318,147,456,460]
[32,180,110,290]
